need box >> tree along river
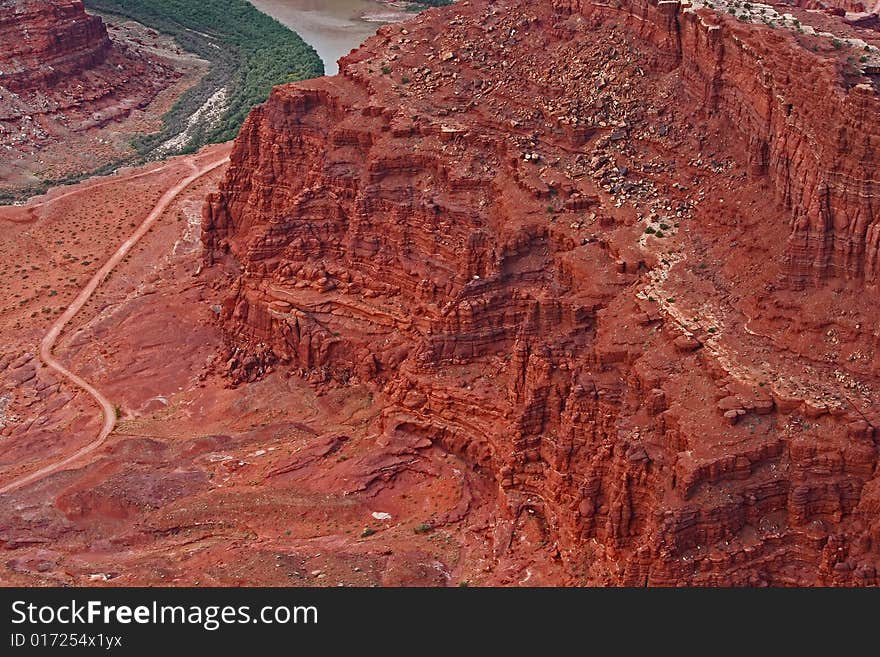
[249,0,410,75]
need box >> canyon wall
[203,0,880,584]
[0,0,112,93]
[794,0,875,15]
[557,0,880,285]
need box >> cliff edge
[203,0,880,585]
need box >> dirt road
[0,153,229,494]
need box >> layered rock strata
[0,0,112,93]
[0,0,180,180]
[203,0,880,585]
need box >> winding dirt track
[0,154,229,495]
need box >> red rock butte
[202,0,880,585]
[0,0,112,92]
[0,0,186,192]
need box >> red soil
[1,0,879,587]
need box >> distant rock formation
[0,0,113,93]
[0,0,180,188]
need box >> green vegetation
[1,164,123,204]
[406,0,454,10]
[3,1,323,203]
[85,0,324,148]
[414,522,434,534]
[361,527,377,538]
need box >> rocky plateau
[203,0,880,585]
[0,0,879,587]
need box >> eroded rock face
[0,0,182,188]
[795,0,876,15]
[0,0,112,93]
[560,0,880,285]
[203,0,880,585]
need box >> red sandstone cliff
[559,0,880,285]
[795,0,875,15]
[0,0,182,188]
[0,0,112,93]
[203,0,880,585]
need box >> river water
[249,0,409,75]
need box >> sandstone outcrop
[203,0,880,585]
[796,0,869,13]
[559,0,880,285]
[0,0,112,93]
[0,0,184,191]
